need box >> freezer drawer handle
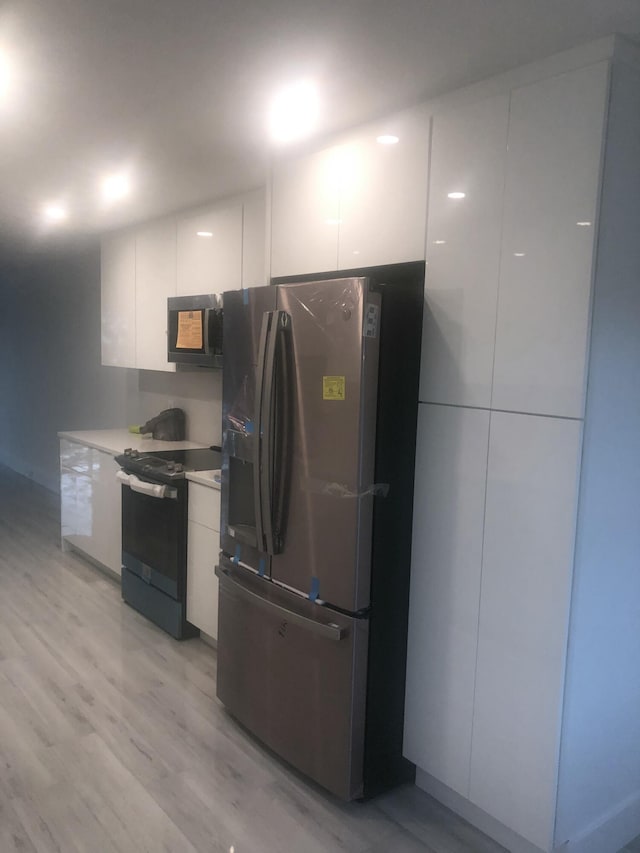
[215,565,346,642]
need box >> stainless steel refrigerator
[216,264,423,800]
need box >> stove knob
[167,461,176,472]
[174,463,184,473]
[131,449,140,458]
[124,447,132,456]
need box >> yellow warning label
[323,376,346,401]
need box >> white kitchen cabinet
[337,107,430,269]
[60,439,122,576]
[242,187,267,288]
[408,40,640,853]
[491,61,609,419]
[101,231,136,368]
[186,482,221,640]
[469,412,582,849]
[404,403,490,797]
[270,109,430,278]
[420,94,509,409]
[135,219,177,372]
[270,147,341,278]
[176,201,243,295]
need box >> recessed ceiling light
[447,191,466,199]
[434,240,446,245]
[101,172,131,203]
[269,80,319,143]
[576,221,592,227]
[197,231,213,237]
[513,252,526,257]
[42,203,67,223]
[376,135,399,145]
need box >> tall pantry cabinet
[405,38,640,853]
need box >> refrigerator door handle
[260,311,279,555]
[215,564,346,642]
[253,312,272,552]
[270,311,292,554]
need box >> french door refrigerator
[216,263,423,800]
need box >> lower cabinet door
[469,411,582,849]
[186,520,220,639]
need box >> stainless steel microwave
[167,294,223,368]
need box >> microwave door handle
[203,307,211,354]
[260,311,279,556]
[253,312,272,552]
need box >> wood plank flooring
[0,464,635,853]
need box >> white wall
[0,244,133,492]
[555,59,640,850]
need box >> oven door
[120,473,187,600]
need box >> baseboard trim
[555,789,640,853]
[415,767,546,853]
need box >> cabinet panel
[176,202,243,295]
[242,188,267,289]
[187,521,219,639]
[420,94,509,408]
[60,441,122,575]
[101,232,136,367]
[404,403,490,796]
[135,219,176,372]
[337,108,429,269]
[492,62,609,417]
[270,148,341,278]
[469,411,582,849]
[189,483,220,531]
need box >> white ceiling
[1,0,639,245]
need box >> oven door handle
[116,470,178,500]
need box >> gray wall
[0,243,133,493]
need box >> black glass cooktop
[147,448,221,470]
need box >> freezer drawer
[216,563,369,800]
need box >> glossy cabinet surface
[404,403,490,796]
[60,439,122,576]
[270,148,341,278]
[337,109,430,269]
[492,61,609,418]
[186,482,221,640]
[135,219,176,372]
[270,110,429,278]
[101,232,136,368]
[420,94,509,408]
[469,411,582,849]
[176,201,243,296]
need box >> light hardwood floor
[0,464,636,853]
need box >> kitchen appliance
[167,294,223,367]
[216,261,424,800]
[115,446,221,639]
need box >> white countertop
[185,470,221,490]
[58,428,208,457]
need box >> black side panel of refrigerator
[273,260,424,797]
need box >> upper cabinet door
[492,62,610,418]
[270,148,341,278]
[176,202,243,295]
[337,108,430,269]
[420,94,509,408]
[135,219,177,372]
[101,232,136,368]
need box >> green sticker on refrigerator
[323,376,346,401]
